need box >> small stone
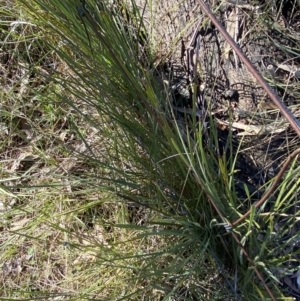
[224,89,238,100]
[294,70,300,79]
[266,64,276,77]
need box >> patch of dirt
[135,0,300,186]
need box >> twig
[231,147,300,227]
[194,2,300,300]
[196,0,300,137]
[193,173,275,300]
[230,231,277,300]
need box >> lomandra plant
[13,0,300,300]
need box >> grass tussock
[1,0,300,300]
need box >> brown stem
[196,0,300,137]
[232,148,300,227]
[230,231,278,301]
